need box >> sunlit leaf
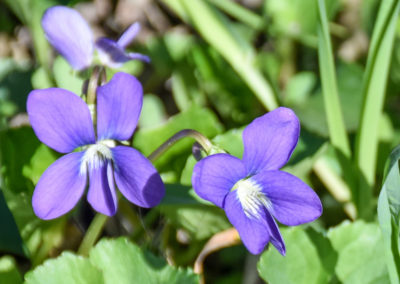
[258,227,336,284]
[377,145,400,283]
[89,238,199,284]
[25,252,104,284]
[328,221,390,283]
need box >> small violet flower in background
[27,72,164,219]
[42,6,150,70]
[192,107,322,255]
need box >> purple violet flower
[27,72,164,220]
[42,6,150,70]
[192,107,322,255]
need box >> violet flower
[42,6,150,70]
[27,72,164,219]
[192,107,322,255]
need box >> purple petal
[96,72,143,141]
[87,161,118,216]
[127,52,150,63]
[112,146,164,207]
[42,6,93,70]
[32,152,86,220]
[192,154,246,208]
[242,107,300,174]
[224,191,270,254]
[96,38,150,67]
[264,209,286,255]
[96,38,130,67]
[252,170,322,226]
[27,88,95,153]
[117,22,140,48]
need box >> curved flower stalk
[27,72,164,220]
[192,107,322,255]
[42,6,150,70]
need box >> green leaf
[0,127,40,193]
[138,94,167,129]
[328,221,390,283]
[53,57,85,95]
[317,0,351,158]
[211,128,243,157]
[31,67,53,89]
[283,72,316,106]
[25,252,104,284]
[0,127,57,192]
[355,0,400,216]
[257,227,336,284]
[89,237,199,284]
[377,145,400,283]
[0,189,26,257]
[0,256,23,284]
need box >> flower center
[80,140,116,174]
[232,178,272,220]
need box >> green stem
[208,0,265,30]
[147,129,213,162]
[78,213,108,256]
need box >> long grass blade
[317,0,351,158]
[355,0,400,217]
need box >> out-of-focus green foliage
[0,256,23,284]
[1,0,400,283]
[25,238,198,284]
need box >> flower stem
[78,213,108,256]
[86,66,106,131]
[147,129,213,162]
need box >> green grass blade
[207,0,265,30]
[317,0,351,158]
[163,0,279,110]
[355,0,400,217]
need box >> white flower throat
[232,178,272,220]
[80,139,116,174]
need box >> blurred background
[0,0,398,283]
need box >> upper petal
[117,22,140,48]
[96,38,150,67]
[27,88,95,153]
[192,154,247,208]
[32,152,87,220]
[242,107,300,174]
[42,6,93,70]
[127,52,150,63]
[224,191,271,254]
[112,146,165,208]
[96,38,131,68]
[87,161,118,216]
[252,170,322,226]
[96,72,143,141]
